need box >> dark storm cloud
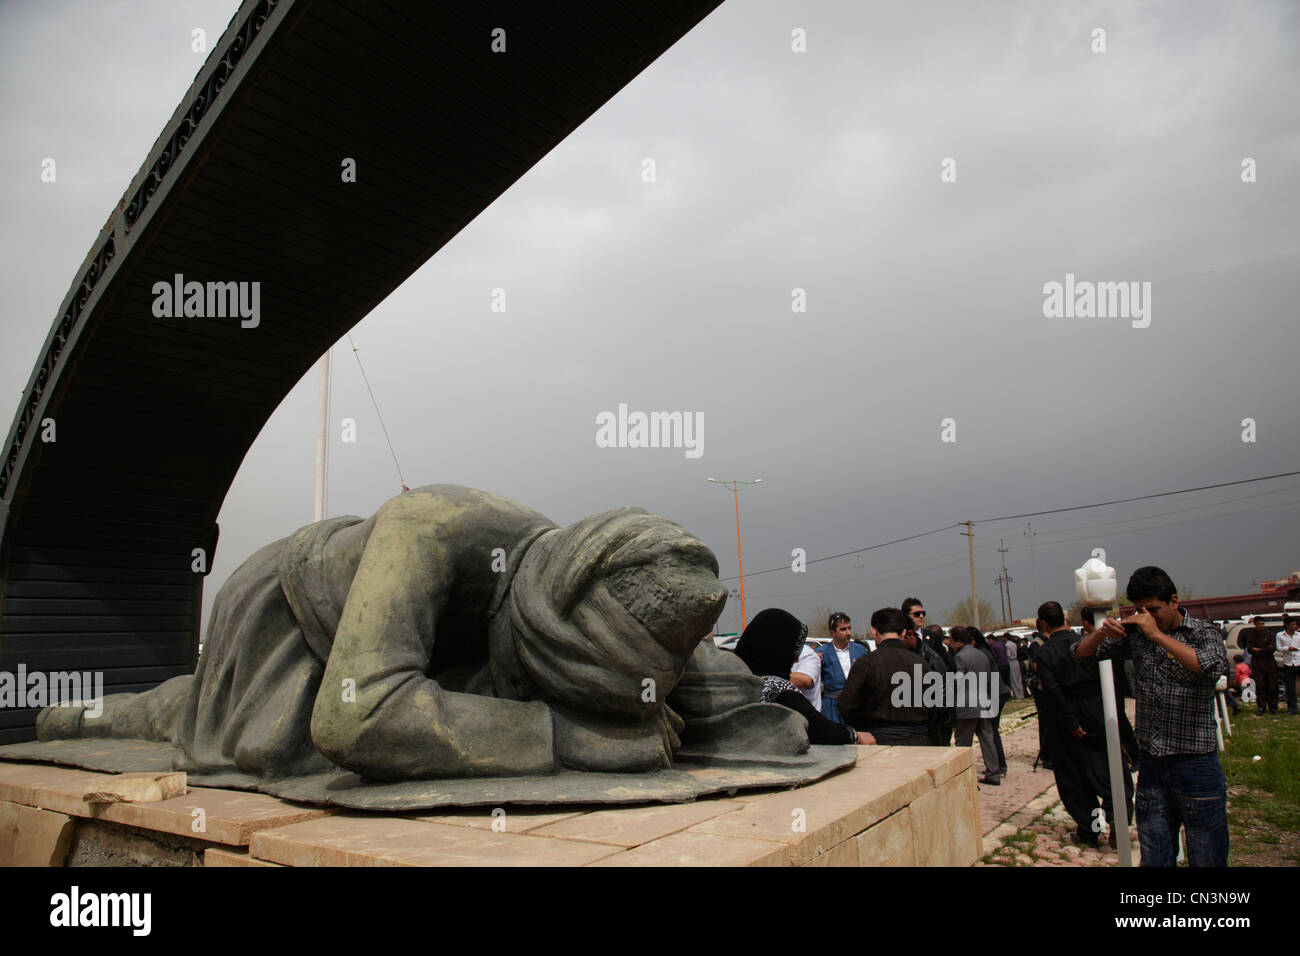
[2,0,1296,633]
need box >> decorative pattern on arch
[124,0,280,230]
[3,0,282,502]
[0,235,115,500]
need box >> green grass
[1220,711,1300,864]
[1002,698,1037,718]
[981,827,1039,865]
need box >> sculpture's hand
[550,703,683,773]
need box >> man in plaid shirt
[1074,566,1228,866]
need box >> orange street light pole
[708,477,762,632]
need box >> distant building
[1119,572,1300,621]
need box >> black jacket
[839,639,932,733]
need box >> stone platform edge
[0,745,980,867]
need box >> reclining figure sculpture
[39,485,806,782]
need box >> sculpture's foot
[35,675,190,743]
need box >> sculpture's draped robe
[178,493,559,780]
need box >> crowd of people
[1226,614,1300,716]
[726,564,1232,867]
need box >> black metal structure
[0,0,724,743]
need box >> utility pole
[1025,521,1039,610]
[961,521,980,630]
[313,348,331,521]
[998,538,1013,623]
[707,478,762,632]
[995,573,1007,626]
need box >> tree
[1066,593,1133,624]
[807,607,834,639]
[1064,598,1085,625]
[944,597,996,629]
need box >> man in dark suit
[1035,601,1133,848]
[1245,617,1280,715]
[839,607,933,745]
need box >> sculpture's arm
[309,504,554,780]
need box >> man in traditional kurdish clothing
[1033,601,1133,848]
[1245,616,1280,715]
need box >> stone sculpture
[38,485,810,785]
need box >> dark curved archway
[0,0,723,742]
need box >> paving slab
[856,806,916,866]
[527,798,745,847]
[587,829,791,867]
[687,754,941,865]
[910,767,982,866]
[0,800,74,866]
[801,836,860,867]
[0,761,332,845]
[412,807,585,833]
[205,847,284,867]
[250,815,622,867]
[82,772,186,804]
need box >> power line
[973,470,1300,524]
[347,333,408,492]
[739,491,1300,604]
[720,522,958,581]
[719,468,1300,582]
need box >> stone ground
[968,698,1141,867]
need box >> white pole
[1098,658,1133,866]
[1217,678,1232,737]
[313,349,330,522]
[1028,521,1039,609]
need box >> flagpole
[313,349,330,521]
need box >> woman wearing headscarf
[733,608,872,745]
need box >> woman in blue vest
[819,612,869,722]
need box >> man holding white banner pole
[1075,565,1229,867]
[1032,599,1133,854]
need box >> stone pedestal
[0,744,981,866]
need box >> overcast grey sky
[3,0,1298,637]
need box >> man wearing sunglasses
[902,597,957,744]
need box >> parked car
[1224,621,1284,664]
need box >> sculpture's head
[489,507,727,718]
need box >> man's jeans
[1136,751,1229,867]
